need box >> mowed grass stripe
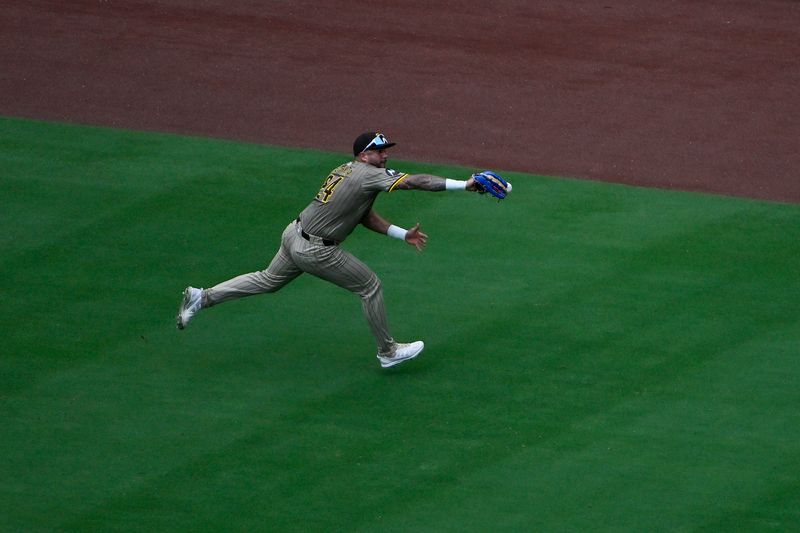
[1,117,799,532]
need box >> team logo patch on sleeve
[385,168,403,178]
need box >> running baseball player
[177,132,507,368]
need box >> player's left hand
[472,171,510,199]
[405,223,428,251]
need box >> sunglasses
[362,133,390,152]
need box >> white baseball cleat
[176,286,203,330]
[377,341,425,368]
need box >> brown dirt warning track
[2,0,799,202]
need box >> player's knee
[360,274,382,299]
[254,270,284,293]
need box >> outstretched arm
[394,174,479,192]
[361,208,428,251]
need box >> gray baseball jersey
[298,161,408,242]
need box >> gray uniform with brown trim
[204,161,409,355]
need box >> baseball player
[177,131,486,368]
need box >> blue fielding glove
[472,171,509,200]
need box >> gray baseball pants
[204,220,395,354]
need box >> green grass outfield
[2,116,799,532]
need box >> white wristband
[387,224,408,240]
[445,178,467,190]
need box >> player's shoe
[377,341,425,368]
[176,286,204,330]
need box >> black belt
[296,218,336,246]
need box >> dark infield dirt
[2,0,799,202]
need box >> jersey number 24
[315,174,344,203]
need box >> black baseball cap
[353,132,396,156]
